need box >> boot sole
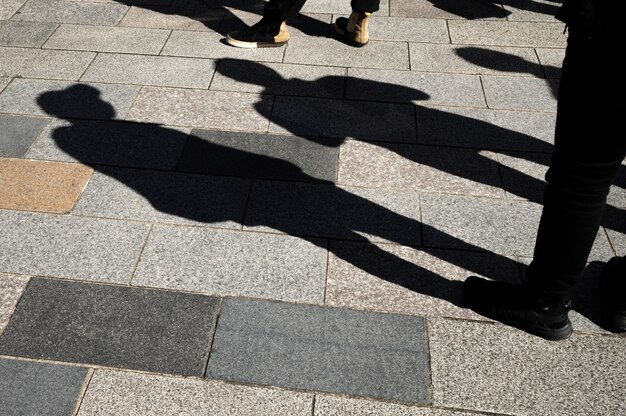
[332,23,368,47]
[226,36,288,49]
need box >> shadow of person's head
[37,84,116,121]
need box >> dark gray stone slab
[0,278,220,376]
[12,0,128,25]
[0,114,49,157]
[206,298,430,404]
[0,358,88,416]
[0,21,58,47]
[176,129,339,183]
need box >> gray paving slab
[502,0,563,22]
[315,395,476,415]
[211,60,345,99]
[0,273,29,334]
[448,20,567,48]
[0,20,57,47]
[0,357,88,416]
[284,37,409,70]
[494,150,551,201]
[347,68,485,107]
[26,119,189,169]
[87,0,173,4]
[126,87,273,131]
[0,47,95,81]
[0,210,149,283]
[606,227,625,258]
[206,298,430,403]
[535,47,565,79]
[428,318,626,415]
[244,180,422,245]
[269,96,416,142]
[219,9,332,37]
[391,0,506,19]
[607,164,626,209]
[133,225,327,303]
[176,129,340,183]
[482,75,558,111]
[0,79,140,119]
[81,53,216,88]
[0,114,49,157]
[0,0,27,20]
[367,17,448,42]
[79,369,314,416]
[416,105,555,152]
[303,0,389,15]
[11,0,128,25]
[0,278,219,375]
[118,2,225,31]
[43,24,171,55]
[0,77,9,94]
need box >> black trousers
[264,0,380,21]
[527,35,626,304]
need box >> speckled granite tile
[0,21,58,47]
[502,0,563,22]
[219,9,332,37]
[118,3,225,31]
[491,150,551,201]
[535,47,565,79]
[302,0,389,15]
[367,17,448,42]
[0,47,95,81]
[0,77,10,93]
[390,0,505,19]
[448,20,567,48]
[12,0,128,25]
[481,75,558,111]
[0,274,29,334]
[0,114,49,157]
[0,0,27,19]
[315,395,476,415]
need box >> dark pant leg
[351,0,380,13]
[263,0,308,21]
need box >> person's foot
[333,12,371,47]
[600,257,626,332]
[226,19,289,48]
[463,276,573,341]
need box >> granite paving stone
[0,0,27,20]
[535,47,565,79]
[481,75,558,111]
[448,21,567,48]
[126,87,273,131]
[0,79,140,119]
[367,17,448,43]
[244,180,422,245]
[346,68,485,107]
[0,358,88,416]
[78,369,314,416]
[304,0,388,15]
[390,0,506,19]
[0,114,49,157]
[118,3,225,31]
[0,47,95,81]
[43,25,171,55]
[0,273,29,334]
[0,210,149,283]
[492,150,551,201]
[219,9,332,37]
[428,318,626,415]
[176,129,340,183]
[0,77,9,93]
[87,0,173,4]
[206,298,430,403]
[0,158,93,213]
[606,227,625,258]
[11,0,128,25]
[74,167,251,227]
[607,163,626,209]
[81,53,216,88]
[133,225,327,303]
[0,21,58,47]
[501,0,563,22]
[269,96,416,142]
[0,278,220,376]
[25,119,189,169]
[315,395,476,415]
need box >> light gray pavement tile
[79,369,314,416]
[420,194,615,260]
[74,167,251,227]
[315,395,476,415]
[502,0,563,22]
[0,358,88,416]
[607,163,626,209]
[211,60,345,99]
[87,0,173,4]
[390,0,506,19]
[491,150,551,201]
[206,298,430,403]
[0,79,140,119]
[0,47,95,81]
[428,318,626,415]
[326,240,522,321]
[337,140,505,197]
[81,53,216,89]
[366,17,448,43]
[0,278,220,376]
[0,210,149,283]
[133,226,327,304]
[219,9,332,37]
[11,0,128,25]
[416,105,555,152]
[0,114,49,157]
[269,96,416,142]
[347,68,485,107]
[448,20,567,48]
[410,43,544,77]
[0,21,58,47]
[0,274,29,334]
[0,0,27,19]
[535,47,565,79]
[118,2,225,31]
[244,180,422,245]
[482,75,558,111]
[284,37,409,70]
[606,228,625,258]
[160,30,285,62]
[303,0,389,15]
[0,77,9,93]
[43,25,171,54]
[177,129,340,183]
[127,87,273,131]
[25,119,189,169]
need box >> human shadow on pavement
[424,0,562,19]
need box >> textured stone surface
[0,77,9,93]
[481,75,558,111]
[368,17,448,42]
[448,21,567,48]
[118,3,225,31]
[0,358,88,416]
[219,9,332,37]
[493,150,551,201]
[315,395,476,415]
[0,274,29,334]
[79,369,313,416]
[0,21,58,47]
[206,298,430,403]
[391,0,506,19]
[0,114,49,157]
[0,46,95,80]
[12,0,128,25]
[0,278,219,376]
[0,0,27,19]
[535,47,565,79]
[302,0,389,14]
[502,0,563,22]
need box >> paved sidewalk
[0,0,625,415]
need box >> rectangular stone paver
[0,77,9,94]
[12,0,128,25]
[0,158,93,213]
[79,369,314,416]
[391,0,506,19]
[315,395,476,415]
[428,318,626,415]
[0,273,29,334]
[0,210,149,283]
[302,0,389,14]
[0,357,88,416]
[502,0,563,22]
[220,10,332,37]
[0,0,27,20]
[368,17,449,43]
[206,298,430,403]
[0,47,95,81]
[448,20,567,48]
[494,150,551,201]
[118,3,225,31]
[133,225,327,304]
[481,75,558,111]
[0,21,58,47]
[535,47,565,79]
[0,278,220,376]
[0,114,49,157]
